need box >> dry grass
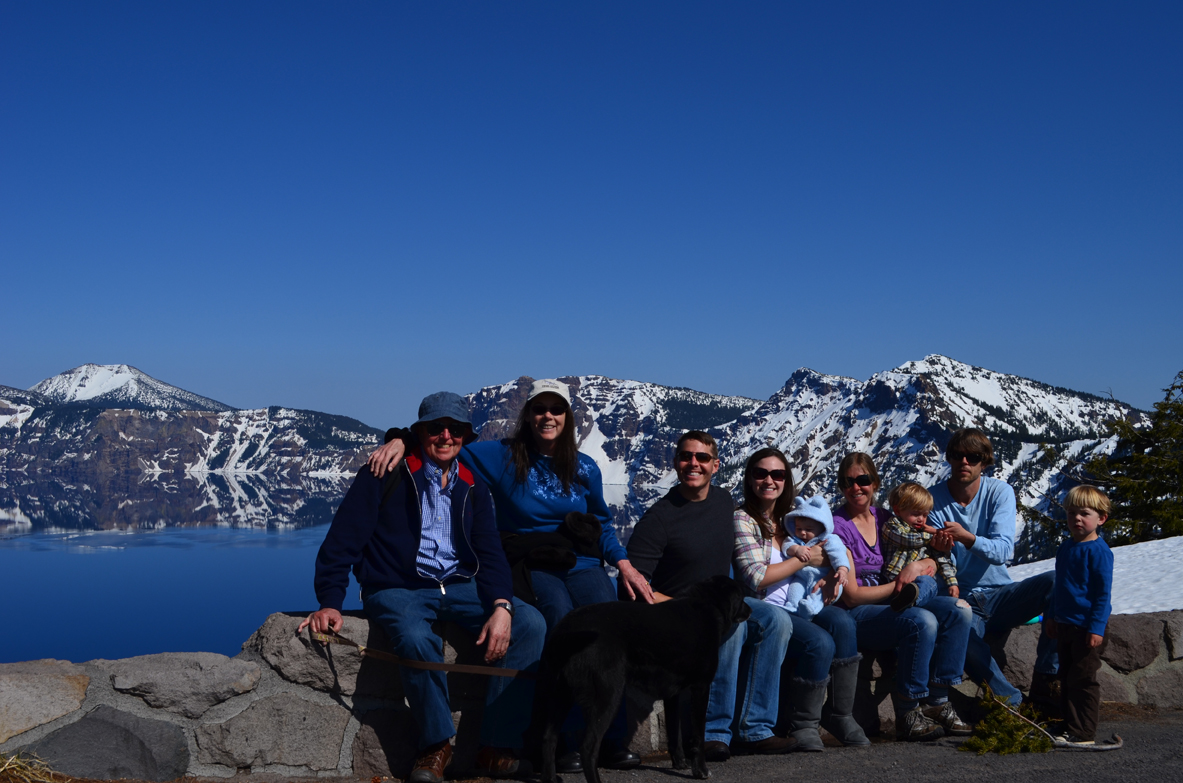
[0,752,61,783]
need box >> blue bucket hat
[413,391,477,444]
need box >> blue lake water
[0,526,362,663]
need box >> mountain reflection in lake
[0,470,644,662]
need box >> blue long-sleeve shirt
[460,439,629,569]
[927,476,1016,590]
[1052,537,1113,636]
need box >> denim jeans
[530,565,627,744]
[910,574,940,608]
[363,581,545,750]
[530,566,618,636]
[705,597,793,744]
[784,604,858,681]
[963,571,1058,705]
[848,596,971,703]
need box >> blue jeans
[849,596,971,703]
[910,575,940,608]
[530,566,618,636]
[784,604,858,681]
[363,581,545,750]
[964,572,1059,705]
[706,597,793,744]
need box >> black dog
[532,575,751,783]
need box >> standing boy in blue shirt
[1045,485,1114,746]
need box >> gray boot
[785,676,829,752]
[821,656,870,747]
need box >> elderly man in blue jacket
[299,392,545,783]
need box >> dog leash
[308,630,537,679]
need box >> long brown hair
[508,393,583,492]
[740,447,796,540]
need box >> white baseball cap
[526,378,572,405]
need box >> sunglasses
[838,474,874,489]
[424,421,468,438]
[677,450,715,465]
[750,467,787,481]
[531,404,567,416]
[947,451,984,465]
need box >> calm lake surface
[0,526,363,663]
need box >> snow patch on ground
[1008,535,1183,615]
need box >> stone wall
[3,609,1181,780]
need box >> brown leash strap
[309,631,537,679]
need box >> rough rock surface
[1134,666,1183,708]
[1097,668,1132,703]
[20,705,188,782]
[1160,611,1183,661]
[993,623,1040,691]
[0,660,89,743]
[351,709,418,778]
[1101,614,1163,673]
[194,692,350,770]
[244,612,404,698]
[101,652,260,718]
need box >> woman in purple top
[831,453,973,741]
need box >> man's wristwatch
[493,600,515,618]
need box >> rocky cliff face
[1,357,1145,557]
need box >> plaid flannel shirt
[881,514,959,586]
[733,508,775,598]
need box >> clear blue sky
[3,2,1180,427]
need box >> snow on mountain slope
[1009,536,1183,615]
[31,364,234,412]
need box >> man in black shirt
[625,431,794,759]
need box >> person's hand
[833,566,849,589]
[894,560,935,593]
[805,545,826,568]
[617,559,655,604]
[816,575,842,605]
[787,544,809,563]
[948,585,960,599]
[476,605,513,662]
[934,520,974,548]
[367,438,406,478]
[1043,615,1057,639]
[1088,633,1104,648]
[297,608,343,639]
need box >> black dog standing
[532,575,752,783]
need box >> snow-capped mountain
[0,356,1146,552]
[30,364,234,412]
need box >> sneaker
[703,741,731,761]
[475,747,531,779]
[894,706,945,742]
[890,583,920,612]
[409,740,453,783]
[1053,732,1095,747]
[921,701,972,735]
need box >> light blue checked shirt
[416,457,462,583]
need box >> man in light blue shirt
[928,428,1058,707]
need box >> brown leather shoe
[703,740,731,761]
[409,740,452,783]
[475,746,531,779]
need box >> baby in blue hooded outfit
[765,495,851,618]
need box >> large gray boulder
[20,705,188,782]
[1102,614,1163,673]
[244,612,404,698]
[994,623,1041,690]
[194,692,350,770]
[1135,666,1183,709]
[99,652,260,718]
[0,660,89,743]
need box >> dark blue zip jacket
[314,448,513,611]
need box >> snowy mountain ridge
[30,364,234,413]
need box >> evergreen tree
[1085,370,1183,545]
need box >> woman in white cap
[368,379,652,769]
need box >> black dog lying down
[532,575,751,783]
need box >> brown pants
[1057,622,1108,740]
